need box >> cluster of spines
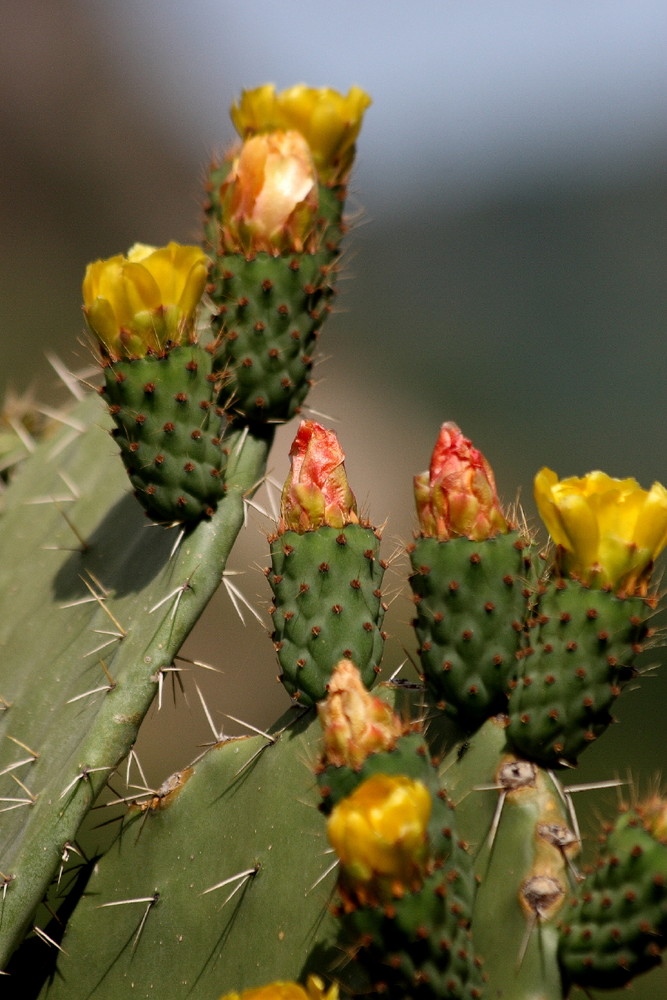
[558,803,667,990]
[408,531,535,729]
[203,162,347,424]
[267,524,386,706]
[506,579,651,767]
[100,343,227,523]
[317,732,484,999]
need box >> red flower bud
[415,422,508,541]
[280,421,358,533]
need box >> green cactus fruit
[267,524,386,706]
[100,343,228,523]
[204,160,346,425]
[324,734,483,999]
[408,531,535,729]
[506,579,650,768]
[558,802,667,990]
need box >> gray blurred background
[1,3,666,991]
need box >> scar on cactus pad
[267,421,386,706]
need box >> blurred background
[1,2,666,991]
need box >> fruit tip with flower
[230,83,371,185]
[534,467,667,595]
[216,130,319,255]
[279,420,359,534]
[326,772,433,907]
[415,422,509,542]
[82,242,209,363]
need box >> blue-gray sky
[96,0,667,208]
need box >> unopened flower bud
[219,131,319,254]
[415,422,509,541]
[534,468,667,594]
[317,660,403,770]
[279,421,358,533]
[82,242,208,362]
[327,773,432,904]
[230,84,371,185]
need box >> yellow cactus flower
[82,242,209,361]
[534,468,667,594]
[218,975,337,1000]
[327,773,432,905]
[219,131,319,254]
[317,660,403,770]
[230,84,371,184]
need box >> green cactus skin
[100,343,228,523]
[408,531,535,729]
[320,731,483,1000]
[203,162,347,425]
[558,805,667,991]
[267,524,386,706]
[506,579,650,768]
[441,717,576,1000]
[24,710,341,1000]
[0,391,272,972]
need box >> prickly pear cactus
[1,83,666,1000]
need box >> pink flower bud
[415,422,509,541]
[279,421,358,533]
